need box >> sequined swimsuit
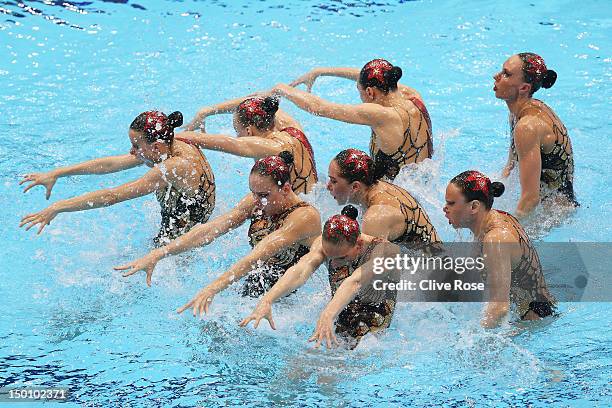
[480,210,556,318]
[154,139,216,246]
[271,127,318,194]
[327,237,397,349]
[510,100,577,205]
[369,97,433,180]
[243,202,312,297]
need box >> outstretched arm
[20,166,165,235]
[116,194,255,286]
[290,67,361,91]
[176,131,283,159]
[20,154,143,199]
[239,237,326,329]
[183,96,248,131]
[309,241,398,348]
[178,206,321,317]
[273,83,389,126]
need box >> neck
[354,183,375,208]
[251,127,273,138]
[376,89,400,107]
[506,94,531,117]
[277,191,301,213]
[469,209,493,240]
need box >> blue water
[1,0,610,406]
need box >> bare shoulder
[286,204,321,226]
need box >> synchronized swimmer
[20,52,570,348]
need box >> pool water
[1,0,610,406]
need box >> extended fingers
[238,316,254,327]
[176,300,193,314]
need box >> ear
[246,125,254,136]
[365,86,375,100]
[519,82,532,96]
[281,182,292,194]
[350,181,361,193]
[470,200,481,213]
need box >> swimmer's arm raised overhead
[272,83,392,126]
[290,67,360,91]
[116,194,254,287]
[178,205,321,317]
[19,165,165,235]
[240,237,327,329]
[20,154,143,199]
[183,95,247,131]
[480,229,513,328]
[176,131,284,159]
[184,94,302,132]
[513,118,542,218]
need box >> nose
[493,72,500,81]
[443,205,449,214]
[326,180,333,192]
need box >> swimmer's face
[493,55,530,100]
[322,236,361,263]
[249,173,289,216]
[327,160,355,205]
[443,183,476,229]
[129,129,160,167]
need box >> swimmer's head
[322,205,363,260]
[234,96,279,136]
[357,59,402,101]
[444,170,505,228]
[327,149,385,204]
[129,110,183,166]
[249,151,294,215]
[494,53,557,100]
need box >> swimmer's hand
[177,286,216,317]
[289,70,319,93]
[182,110,208,132]
[239,300,276,330]
[19,204,60,235]
[114,249,163,287]
[20,171,58,200]
[308,312,339,349]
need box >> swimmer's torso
[270,127,318,194]
[154,139,216,246]
[481,210,556,317]
[370,93,433,180]
[243,201,312,296]
[511,99,576,204]
[367,181,441,247]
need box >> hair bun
[278,150,294,166]
[490,181,505,198]
[262,96,280,115]
[341,205,359,220]
[389,66,403,83]
[542,69,557,89]
[167,111,184,129]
